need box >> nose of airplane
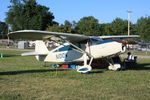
[121,45,126,53]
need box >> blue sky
[0,0,150,24]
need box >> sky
[0,0,150,24]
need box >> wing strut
[45,35,94,73]
[61,38,94,73]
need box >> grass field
[0,50,150,100]
[131,51,150,56]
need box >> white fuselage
[36,40,126,63]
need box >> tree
[47,25,73,33]
[46,20,73,33]
[64,20,72,28]
[75,16,101,36]
[136,16,150,41]
[101,23,113,35]
[130,24,137,35]
[0,22,8,39]
[6,0,55,31]
[10,0,28,5]
[72,20,77,29]
[111,18,128,35]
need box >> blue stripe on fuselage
[96,40,115,45]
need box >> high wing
[8,30,89,43]
[8,30,140,42]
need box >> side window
[68,43,82,50]
[53,44,81,52]
[68,45,76,50]
[54,45,70,52]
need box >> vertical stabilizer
[35,40,49,53]
[21,40,48,61]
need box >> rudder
[35,40,49,53]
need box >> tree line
[0,0,150,41]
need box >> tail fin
[35,40,49,53]
[21,40,49,56]
[21,40,48,61]
[35,40,49,61]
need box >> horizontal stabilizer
[21,52,48,56]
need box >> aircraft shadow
[129,63,150,70]
[0,69,67,75]
[3,54,19,57]
[89,70,103,74]
[1,63,149,76]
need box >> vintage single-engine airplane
[8,30,139,73]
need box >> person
[127,52,135,61]
[123,52,137,69]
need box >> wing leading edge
[8,30,90,43]
[8,30,140,42]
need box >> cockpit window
[53,43,81,52]
[54,45,70,52]
[68,45,76,50]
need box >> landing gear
[108,64,121,71]
[77,53,93,73]
[106,58,121,71]
[77,65,92,73]
[64,40,94,73]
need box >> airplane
[8,30,140,73]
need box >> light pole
[127,10,132,36]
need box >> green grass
[130,51,150,56]
[0,50,150,100]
